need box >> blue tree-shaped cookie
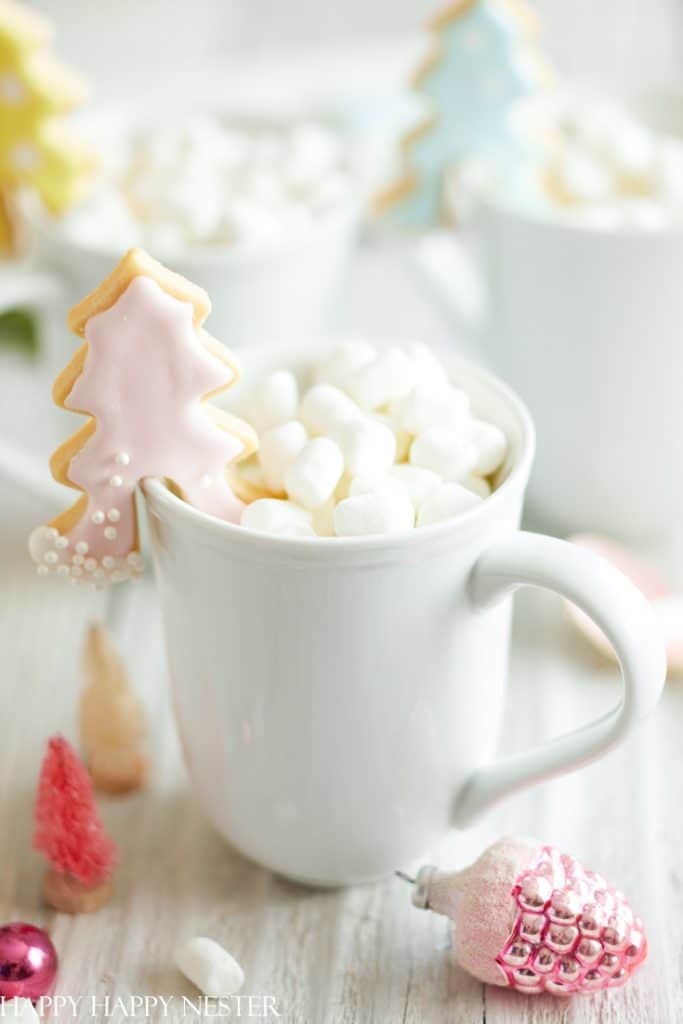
[381,0,550,229]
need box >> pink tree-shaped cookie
[29,248,256,585]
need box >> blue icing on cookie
[390,0,543,230]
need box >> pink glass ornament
[0,923,58,1000]
[402,837,647,997]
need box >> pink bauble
[0,923,58,1000]
[413,837,647,997]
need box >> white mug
[417,210,683,542]
[142,344,666,887]
[3,197,361,353]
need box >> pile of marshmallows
[61,117,358,254]
[235,341,507,539]
[538,94,683,230]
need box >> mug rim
[26,195,364,269]
[478,190,683,241]
[142,347,536,557]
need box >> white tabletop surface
[0,239,680,1023]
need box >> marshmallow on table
[258,420,308,493]
[299,384,360,436]
[344,348,415,410]
[175,937,245,998]
[335,479,414,537]
[241,499,314,537]
[410,428,478,482]
[417,482,482,527]
[285,437,344,510]
[247,371,299,434]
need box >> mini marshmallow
[389,464,442,509]
[258,420,308,493]
[462,473,492,499]
[175,937,245,998]
[404,342,451,393]
[223,197,284,247]
[312,340,377,388]
[334,481,414,537]
[299,384,360,436]
[374,412,411,462]
[392,386,470,435]
[334,417,396,479]
[555,148,614,203]
[241,499,313,536]
[410,428,478,482]
[468,420,508,476]
[285,437,344,510]
[313,499,336,537]
[417,482,482,527]
[248,371,299,434]
[344,348,415,410]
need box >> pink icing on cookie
[30,273,250,585]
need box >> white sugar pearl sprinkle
[110,475,123,488]
[107,508,120,522]
[115,451,131,465]
[55,536,69,550]
[72,554,84,566]
[84,558,97,572]
[104,527,117,540]
[75,541,89,554]
[91,511,105,524]
[102,556,115,569]
[43,551,58,565]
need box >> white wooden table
[0,246,680,1023]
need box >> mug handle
[453,530,666,828]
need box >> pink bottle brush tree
[34,735,117,913]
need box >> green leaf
[0,308,39,357]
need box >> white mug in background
[143,345,665,887]
[417,211,683,542]
[0,108,366,362]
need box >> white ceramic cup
[142,344,666,887]
[417,209,683,542]
[1,197,361,352]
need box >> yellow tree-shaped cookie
[0,0,96,253]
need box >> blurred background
[27,0,683,104]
